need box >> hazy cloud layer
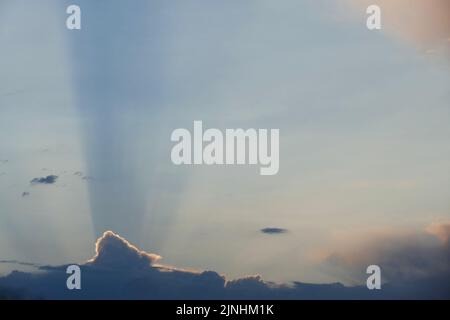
[345,0,450,54]
[322,222,450,285]
[0,230,448,299]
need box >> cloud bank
[0,227,449,299]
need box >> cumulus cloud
[261,227,288,235]
[30,175,58,185]
[0,229,448,299]
[87,231,161,269]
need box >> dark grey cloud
[0,286,24,300]
[261,227,288,234]
[30,175,58,185]
[0,230,448,300]
[21,192,30,197]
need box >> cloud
[21,192,30,197]
[87,231,161,269]
[0,260,40,268]
[322,222,450,285]
[261,227,288,234]
[73,171,93,181]
[345,0,450,54]
[426,222,450,243]
[0,286,24,300]
[30,175,58,185]
[0,89,24,98]
[0,230,448,299]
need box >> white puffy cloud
[86,231,161,270]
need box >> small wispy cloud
[260,227,288,234]
[74,171,93,181]
[30,175,58,185]
[0,260,40,268]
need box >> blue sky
[0,0,449,290]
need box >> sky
[0,0,449,298]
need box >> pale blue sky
[0,0,449,284]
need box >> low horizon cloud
[0,227,449,299]
[321,222,450,286]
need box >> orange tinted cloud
[426,222,450,243]
[87,230,161,267]
[321,222,450,284]
[346,0,450,52]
